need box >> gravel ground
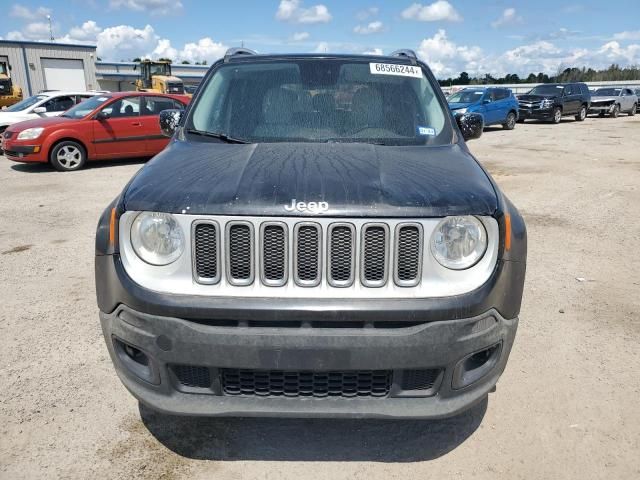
[1,115,639,479]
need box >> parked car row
[0,91,190,171]
[447,82,638,129]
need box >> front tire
[610,104,620,118]
[551,107,562,124]
[575,105,587,121]
[629,104,637,116]
[50,141,86,172]
[502,112,517,130]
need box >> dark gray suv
[517,82,591,123]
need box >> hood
[590,95,617,102]
[5,115,75,132]
[123,141,498,217]
[518,94,557,102]
[448,102,473,110]
[0,111,34,126]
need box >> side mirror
[95,111,111,120]
[33,106,47,114]
[159,109,183,137]
[455,112,484,141]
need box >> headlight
[540,99,554,108]
[17,127,44,140]
[430,216,487,270]
[130,212,184,265]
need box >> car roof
[225,52,416,64]
[36,91,102,97]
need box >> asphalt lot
[1,115,639,479]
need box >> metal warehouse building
[0,40,99,96]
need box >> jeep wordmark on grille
[95,49,527,418]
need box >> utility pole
[46,15,54,41]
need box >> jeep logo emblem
[284,199,329,214]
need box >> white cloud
[291,31,310,41]
[276,0,331,24]
[313,41,330,53]
[356,7,379,21]
[363,48,383,55]
[10,5,51,20]
[109,0,183,16]
[7,22,56,41]
[95,24,160,60]
[417,29,482,77]
[491,8,522,28]
[416,29,640,79]
[68,21,102,41]
[178,37,228,63]
[152,38,178,59]
[354,21,384,35]
[613,30,640,41]
[401,1,462,22]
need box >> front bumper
[518,106,554,120]
[588,104,615,113]
[2,142,45,162]
[100,304,517,419]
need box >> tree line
[438,64,640,86]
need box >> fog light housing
[452,342,502,389]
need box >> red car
[1,92,189,171]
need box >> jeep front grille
[193,218,433,290]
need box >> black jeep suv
[95,49,527,419]
[517,82,591,123]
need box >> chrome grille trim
[327,223,356,288]
[225,221,254,286]
[394,223,423,287]
[119,213,500,299]
[293,222,322,287]
[360,223,389,288]
[192,220,221,284]
[259,222,288,287]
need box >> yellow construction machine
[134,60,186,95]
[0,61,23,109]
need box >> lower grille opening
[171,365,212,388]
[221,368,392,398]
[400,369,441,391]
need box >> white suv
[0,91,103,133]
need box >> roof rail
[224,47,258,62]
[389,49,418,65]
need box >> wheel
[574,105,587,121]
[629,103,637,116]
[610,104,620,118]
[502,112,516,130]
[50,140,86,171]
[551,107,562,124]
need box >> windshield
[61,95,110,119]
[529,85,565,96]
[188,59,450,146]
[4,95,48,112]
[594,88,621,96]
[447,89,484,104]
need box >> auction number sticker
[369,62,423,78]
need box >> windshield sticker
[417,126,436,136]
[369,63,423,78]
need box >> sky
[2,0,640,79]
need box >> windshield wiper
[185,129,250,144]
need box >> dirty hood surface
[123,141,498,217]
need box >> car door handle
[131,122,142,126]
